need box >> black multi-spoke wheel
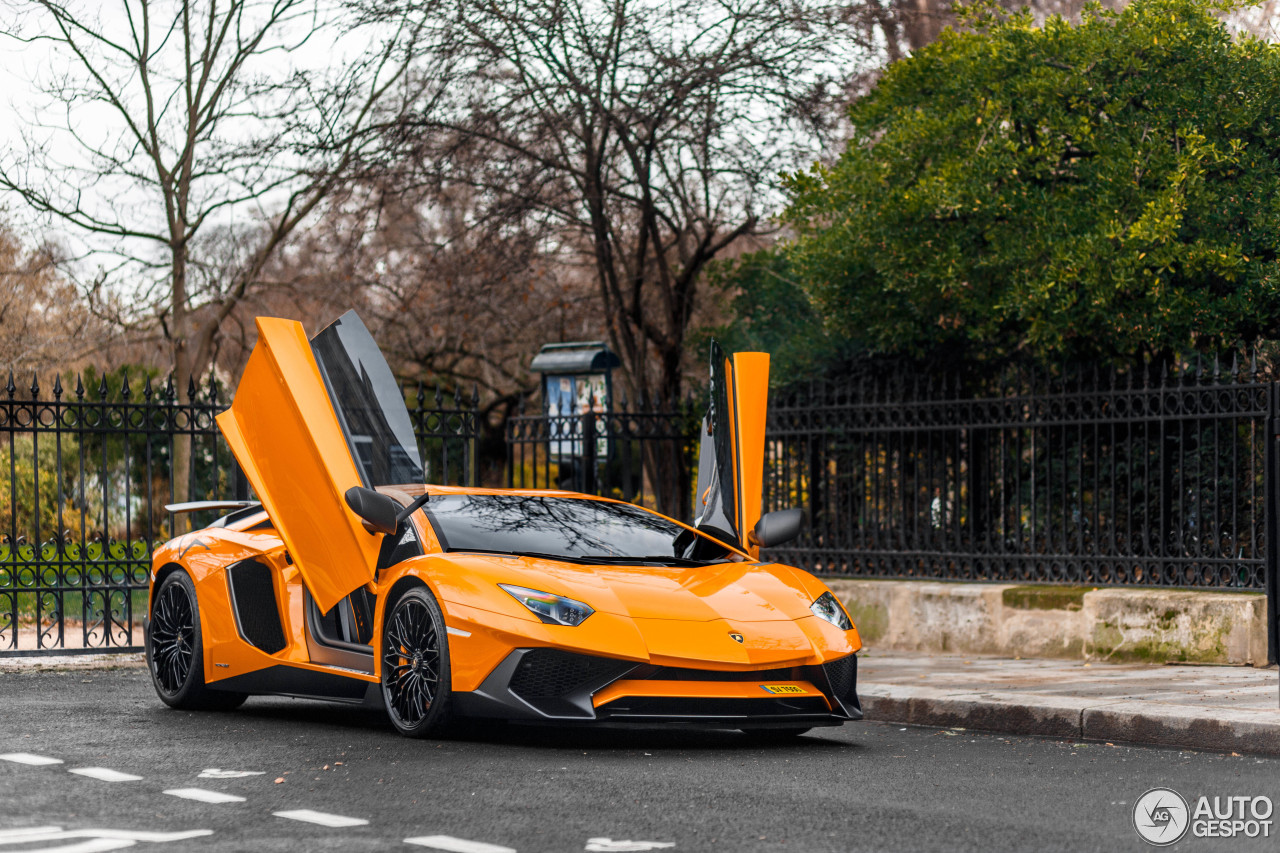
[146,570,246,711]
[150,578,194,693]
[381,586,452,737]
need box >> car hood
[427,553,855,667]
[437,553,816,623]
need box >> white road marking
[0,827,213,850]
[162,788,246,804]
[0,753,63,766]
[584,840,676,852]
[0,827,64,841]
[405,835,516,853]
[272,810,368,828]
[9,839,133,853]
[67,768,143,783]
[445,627,471,638]
[197,769,264,779]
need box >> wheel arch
[384,574,428,614]
[371,573,430,674]
[150,561,186,613]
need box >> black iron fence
[505,400,697,521]
[763,358,1272,592]
[0,371,479,655]
[7,353,1278,656]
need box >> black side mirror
[344,486,399,536]
[751,508,804,549]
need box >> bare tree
[384,0,879,408]
[0,221,105,375]
[218,176,604,482]
[0,0,441,499]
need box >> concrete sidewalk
[860,652,1280,754]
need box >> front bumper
[451,648,862,728]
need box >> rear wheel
[381,586,452,737]
[147,570,246,711]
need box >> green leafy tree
[701,249,853,385]
[0,434,88,545]
[783,0,1280,365]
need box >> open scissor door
[217,311,424,613]
[693,341,770,556]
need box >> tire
[740,727,811,742]
[146,570,247,711]
[380,586,452,738]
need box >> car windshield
[422,494,739,563]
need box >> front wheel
[381,586,453,737]
[146,570,246,711]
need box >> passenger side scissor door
[693,341,770,556]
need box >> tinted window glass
[310,311,424,487]
[422,495,736,562]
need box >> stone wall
[826,579,1268,666]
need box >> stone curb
[0,652,146,672]
[860,681,1280,755]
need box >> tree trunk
[170,249,192,528]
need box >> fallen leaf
[274,777,285,784]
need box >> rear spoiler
[164,500,260,514]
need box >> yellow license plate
[760,684,807,695]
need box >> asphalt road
[1,667,1278,853]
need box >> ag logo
[1133,787,1190,846]
[729,632,744,644]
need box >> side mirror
[750,508,804,549]
[344,486,399,536]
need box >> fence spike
[453,384,463,407]
[5,370,14,398]
[434,382,443,407]
[164,373,175,401]
[75,374,84,400]
[1213,353,1220,379]
[52,374,62,400]
[29,373,39,398]
[121,370,131,400]
[143,376,153,401]
[1251,348,1258,378]
[187,376,197,401]
[1195,353,1203,381]
[1231,351,1239,378]
[207,371,218,404]
[98,372,108,399]
[471,383,479,408]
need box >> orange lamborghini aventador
[144,311,862,738]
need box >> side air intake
[226,560,287,654]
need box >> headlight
[811,591,852,630]
[499,584,594,627]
